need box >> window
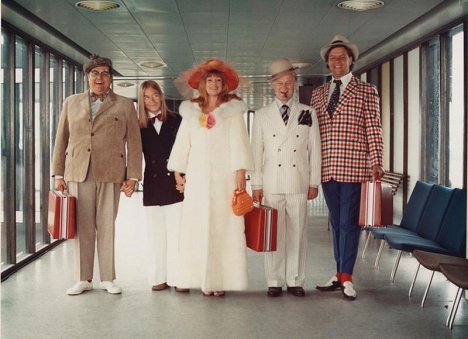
[424,37,441,184]
[422,25,465,188]
[14,36,29,261]
[1,29,11,268]
[447,25,464,188]
[34,46,45,248]
[1,26,83,274]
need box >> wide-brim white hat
[320,34,359,61]
[269,58,298,81]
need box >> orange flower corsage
[199,113,216,129]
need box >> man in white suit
[251,59,321,297]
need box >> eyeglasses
[143,94,161,101]
[89,70,111,78]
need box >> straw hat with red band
[187,59,240,91]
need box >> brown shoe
[152,283,169,291]
[287,286,305,297]
[175,287,190,293]
[267,287,282,297]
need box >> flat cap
[83,54,113,74]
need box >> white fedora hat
[269,58,298,81]
[320,34,359,61]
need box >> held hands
[121,179,137,197]
[175,172,186,193]
[55,178,67,192]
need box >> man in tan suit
[52,54,142,295]
[251,59,321,297]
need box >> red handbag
[232,189,254,216]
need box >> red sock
[341,273,353,283]
[335,272,342,281]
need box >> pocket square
[298,110,312,127]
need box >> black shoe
[316,276,342,291]
[267,287,282,297]
[287,286,305,297]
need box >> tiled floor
[1,192,467,338]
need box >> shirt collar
[331,72,353,89]
[275,97,294,110]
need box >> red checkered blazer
[311,76,384,183]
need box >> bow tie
[90,92,107,102]
[150,114,163,123]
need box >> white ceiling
[3,0,450,109]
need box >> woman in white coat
[168,59,253,297]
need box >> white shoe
[316,276,342,291]
[100,281,122,294]
[67,281,93,295]
[342,281,357,300]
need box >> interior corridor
[1,192,467,339]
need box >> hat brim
[269,67,299,81]
[187,60,240,91]
[320,42,359,61]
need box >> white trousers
[145,202,183,286]
[263,193,308,287]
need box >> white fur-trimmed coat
[167,99,253,291]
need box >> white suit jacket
[250,99,321,194]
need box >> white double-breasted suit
[250,98,321,287]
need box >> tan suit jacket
[52,90,142,182]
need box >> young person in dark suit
[138,80,187,293]
[311,35,384,300]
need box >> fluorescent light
[75,1,120,11]
[337,0,384,11]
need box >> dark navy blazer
[140,112,183,206]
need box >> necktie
[326,79,342,118]
[90,92,107,102]
[281,105,289,125]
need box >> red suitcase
[47,190,76,239]
[358,181,393,227]
[244,205,278,252]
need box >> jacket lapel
[335,76,359,114]
[95,90,116,117]
[278,100,300,146]
[79,92,91,117]
[269,101,287,131]
[318,83,331,118]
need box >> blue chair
[366,181,434,267]
[407,189,467,305]
[384,186,460,281]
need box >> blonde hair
[138,80,172,128]
[191,70,240,109]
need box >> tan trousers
[68,169,121,282]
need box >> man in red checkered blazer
[311,35,384,300]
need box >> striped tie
[281,105,289,125]
[327,79,342,118]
